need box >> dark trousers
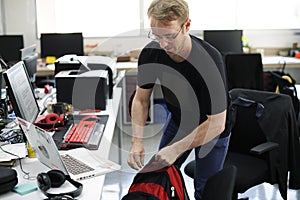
[159,115,230,200]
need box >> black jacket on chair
[230,88,300,199]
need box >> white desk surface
[36,64,55,76]
[0,87,122,200]
[115,57,300,70]
[115,62,137,72]
[262,56,300,69]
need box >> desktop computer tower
[55,70,108,110]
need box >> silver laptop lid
[18,117,69,175]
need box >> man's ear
[184,18,191,32]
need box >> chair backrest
[229,89,280,154]
[229,101,267,154]
[202,165,237,200]
[225,53,264,91]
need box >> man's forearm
[131,98,150,143]
[170,110,226,155]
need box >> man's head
[147,0,191,60]
[147,0,189,26]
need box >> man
[127,0,231,199]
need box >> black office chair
[225,53,264,91]
[184,165,237,200]
[184,89,300,200]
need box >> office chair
[184,89,300,200]
[225,53,264,91]
[184,165,237,200]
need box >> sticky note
[13,183,38,195]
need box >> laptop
[18,117,121,181]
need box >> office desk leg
[117,92,123,165]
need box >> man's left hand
[155,145,180,166]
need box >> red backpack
[122,162,190,200]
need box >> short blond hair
[147,0,189,25]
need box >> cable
[42,91,57,109]
[0,143,35,180]
[278,58,286,73]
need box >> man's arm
[127,86,153,170]
[155,110,227,165]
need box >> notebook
[18,117,121,181]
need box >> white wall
[2,0,300,54]
[2,0,37,47]
[0,0,3,34]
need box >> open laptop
[18,117,121,181]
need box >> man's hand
[155,145,180,166]
[127,142,145,170]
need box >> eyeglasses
[148,25,184,42]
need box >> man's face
[149,18,187,58]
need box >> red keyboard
[65,120,96,144]
[58,115,108,150]
[61,121,104,149]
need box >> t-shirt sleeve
[137,47,158,89]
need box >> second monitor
[19,44,38,83]
[203,30,243,55]
[40,32,84,59]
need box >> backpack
[0,167,18,194]
[122,163,190,200]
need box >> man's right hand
[127,142,145,170]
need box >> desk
[36,64,55,77]
[263,56,300,83]
[115,57,300,71]
[36,56,300,75]
[0,87,122,200]
[116,62,137,72]
[262,56,300,69]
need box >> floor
[100,108,300,200]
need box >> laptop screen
[18,117,68,174]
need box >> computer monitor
[0,35,24,65]
[19,44,38,83]
[40,32,84,59]
[0,58,8,90]
[203,30,243,55]
[3,61,40,123]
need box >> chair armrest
[250,142,279,155]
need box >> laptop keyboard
[61,154,94,175]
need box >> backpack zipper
[171,186,175,198]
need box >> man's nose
[159,39,169,49]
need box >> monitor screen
[20,44,38,82]
[0,35,24,65]
[40,32,84,59]
[3,61,40,123]
[203,30,243,55]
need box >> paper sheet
[0,142,27,161]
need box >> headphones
[37,169,83,199]
[35,113,67,129]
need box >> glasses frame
[148,24,184,43]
